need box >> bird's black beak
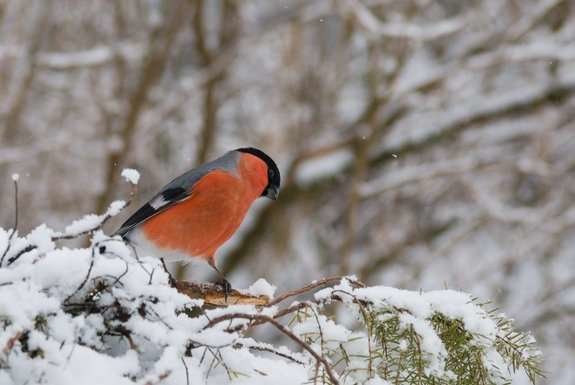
[263,185,279,200]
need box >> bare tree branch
[95,2,191,214]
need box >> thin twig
[223,301,315,334]
[241,344,305,365]
[0,178,20,267]
[0,235,13,267]
[208,313,340,385]
[127,241,152,277]
[267,276,362,307]
[12,177,19,238]
[63,245,97,303]
[224,290,360,333]
[6,245,36,266]
[274,301,313,320]
[181,357,190,385]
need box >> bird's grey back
[162,150,239,192]
[115,150,240,237]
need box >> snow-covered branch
[344,0,464,40]
[0,205,543,385]
[0,43,143,69]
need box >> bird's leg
[208,258,232,301]
[161,258,177,288]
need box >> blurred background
[1,1,574,383]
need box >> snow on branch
[468,43,575,69]
[0,43,143,69]
[289,76,575,193]
[0,203,543,384]
[344,0,464,40]
[359,148,514,198]
[0,199,128,268]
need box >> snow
[108,200,128,216]
[63,214,101,235]
[293,314,352,349]
[295,149,353,185]
[0,231,200,384]
[317,279,498,340]
[246,278,276,298]
[314,277,507,378]
[398,312,446,375]
[121,168,140,185]
[364,378,391,385]
[0,210,313,385]
[221,351,308,385]
[27,224,55,253]
[0,228,9,256]
[61,200,126,236]
[35,44,143,69]
[360,148,510,198]
[0,206,537,385]
[347,0,464,40]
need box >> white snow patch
[365,377,391,385]
[63,214,102,235]
[27,224,55,253]
[107,200,127,216]
[246,278,276,298]
[61,200,126,236]
[121,168,140,185]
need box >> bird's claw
[167,274,177,288]
[160,258,177,288]
[217,279,232,302]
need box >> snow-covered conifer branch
[0,202,543,385]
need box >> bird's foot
[160,258,177,288]
[216,279,232,302]
[167,273,177,288]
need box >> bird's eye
[269,169,275,178]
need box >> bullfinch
[115,147,280,289]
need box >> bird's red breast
[139,153,268,262]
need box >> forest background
[0,1,574,383]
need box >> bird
[115,147,280,291]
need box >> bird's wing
[115,173,201,237]
[115,151,239,237]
